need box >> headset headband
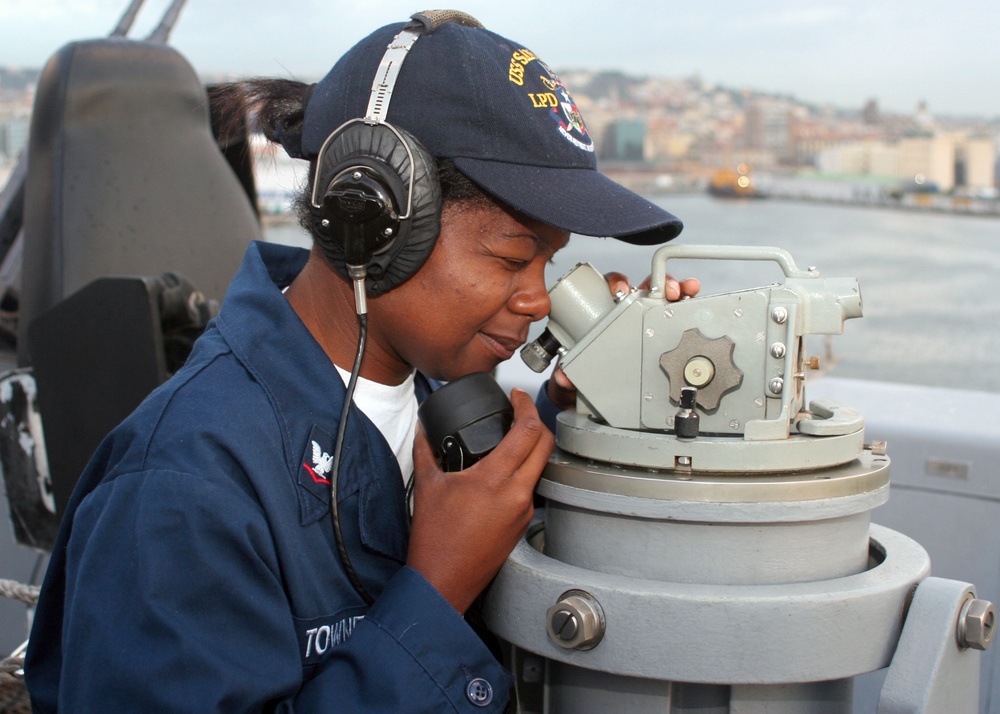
[309,21,427,216]
[365,24,424,123]
[308,12,485,221]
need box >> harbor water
[264,193,1000,395]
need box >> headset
[310,10,483,299]
[312,10,483,604]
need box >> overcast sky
[2,0,998,118]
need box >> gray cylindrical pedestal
[482,446,926,714]
[546,669,854,714]
[539,451,888,586]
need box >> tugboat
[707,162,767,198]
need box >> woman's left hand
[603,271,701,302]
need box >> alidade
[522,245,864,472]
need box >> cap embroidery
[551,85,592,152]
[509,49,594,153]
[508,49,538,86]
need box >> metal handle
[649,245,814,295]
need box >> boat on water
[707,163,768,198]
[2,2,1000,712]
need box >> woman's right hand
[406,388,554,614]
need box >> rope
[0,580,38,607]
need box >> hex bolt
[958,598,996,651]
[546,590,606,651]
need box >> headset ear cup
[313,122,441,295]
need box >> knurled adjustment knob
[659,329,743,411]
[674,387,700,439]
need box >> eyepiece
[521,328,563,373]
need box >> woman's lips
[479,332,523,361]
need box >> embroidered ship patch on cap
[509,48,594,153]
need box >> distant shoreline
[601,168,1000,219]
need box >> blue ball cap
[301,17,683,245]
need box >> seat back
[19,37,261,365]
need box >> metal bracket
[796,399,865,437]
[877,577,988,713]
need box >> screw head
[550,610,579,642]
[683,356,715,387]
[768,377,784,395]
[959,598,996,651]
[546,590,606,651]
[771,306,788,324]
[866,440,888,456]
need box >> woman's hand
[603,271,701,302]
[407,389,554,614]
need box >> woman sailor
[26,11,696,712]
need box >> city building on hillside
[602,119,647,162]
[960,138,997,194]
[817,134,997,194]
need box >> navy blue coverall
[25,241,515,712]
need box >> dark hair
[207,79,495,240]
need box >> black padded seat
[19,37,261,365]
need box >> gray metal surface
[541,447,889,505]
[877,578,983,713]
[483,524,930,684]
[555,411,868,473]
[809,377,1000,714]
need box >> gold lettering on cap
[508,49,539,86]
[528,92,559,108]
